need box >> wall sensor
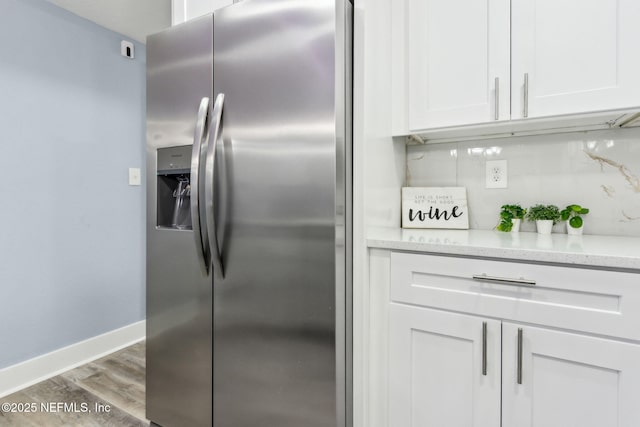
[121,40,135,59]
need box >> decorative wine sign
[401,187,469,229]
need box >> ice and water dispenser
[157,145,192,230]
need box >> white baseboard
[0,320,146,398]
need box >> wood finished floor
[0,342,148,427]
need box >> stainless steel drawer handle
[472,274,536,287]
[517,328,523,384]
[482,321,487,376]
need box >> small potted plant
[526,204,561,235]
[496,204,527,232]
[561,204,589,235]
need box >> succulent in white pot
[496,204,527,233]
[561,204,589,235]
[526,204,561,235]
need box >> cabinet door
[502,323,640,427]
[406,0,510,130]
[389,304,501,427]
[511,0,640,119]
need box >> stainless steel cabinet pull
[482,322,487,376]
[472,274,536,287]
[494,77,499,120]
[523,73,529,118]
[205,93,226,279]
[517,328,523,384]
[191,97,211,276]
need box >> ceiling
[47,0,172,43]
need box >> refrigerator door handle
[190,97,211,276]
[205,93,225,278]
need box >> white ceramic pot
[567,222,584,235]
[511,218,521,233]
[536,220,554,235]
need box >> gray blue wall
[0,0,146,368]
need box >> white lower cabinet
[387,252,640,427]
[502,323,640,427]
[389,304,501,427]
[390,306,640,427]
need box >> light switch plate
[486,160,507,189]
[129,168,141,186]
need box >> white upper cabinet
[406,0,510,130]
[394,0,640,135]
[511,0,640,119]
[172,0,234,25]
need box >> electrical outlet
[486,160,507,189]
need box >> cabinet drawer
[390,252,640,341]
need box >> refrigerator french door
[146,1,352,426]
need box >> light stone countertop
[367,227,640,271]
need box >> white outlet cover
[486,160,507,189]
[129,168,141,186]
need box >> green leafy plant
[496,204,527,232]
[526,204,561,223]
[561,204,590,228]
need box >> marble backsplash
[406,128,640,237]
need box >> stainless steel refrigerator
[145,1,352,426]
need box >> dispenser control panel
[157,145,192,173]
[157,145,193,230]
